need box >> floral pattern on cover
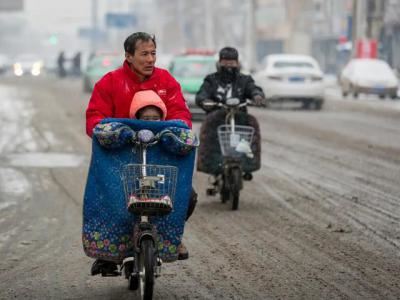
[83,118,196,262]
[159,127,200,156]
[93,122,199,156]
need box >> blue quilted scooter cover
[82,118,196,263]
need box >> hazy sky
[24,0,92,34]
[18,0,138,53]
[15,0,108,55]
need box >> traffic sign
[0,0,23,11]
[106,13,137,28]
[78,27,107,40]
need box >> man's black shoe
[91,259,119,276]
[177,243,189,260]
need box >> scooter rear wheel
[138,238,155,300]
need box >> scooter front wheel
[220,187,230,203]
[230,168,242,210]
[231,189,240,210]
[219,174,229,203]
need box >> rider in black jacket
[195,47,264,184]
[196,47,265,111]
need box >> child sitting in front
[129,90,196,261]
[129,90,167,121]
[91,90,197,276]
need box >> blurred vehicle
[339,58,398,99]
[168,50,217,118]
[0,54,11,75]
[13,54,44,77]
[254,54,324,110]
[156,53,173,69]
[82,53,122,93]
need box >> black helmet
[219,47,239,61]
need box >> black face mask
[219,65,239,82]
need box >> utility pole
[366,0,385,40]
[91,0,98,52]
[178,0,187,49]
[204,0,214,49]
[352,0,365,56]
[154,0,164,51]
[284,0,312,54]
[245,0,256,71]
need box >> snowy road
[0,76,399,299]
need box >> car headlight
[267,75,282,81]
[31,68,41,76]
[31,62,42,76]
[13,63,23,76]
[311,76,323,81]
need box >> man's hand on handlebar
[201,99,217,112]
[252,95,267,107]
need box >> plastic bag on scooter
[197,109,261,175]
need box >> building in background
[254,0,353,74]
[382,0,400,70]
[1,0,398,75]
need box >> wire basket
[217,125,255,158]
[121,164,178,216]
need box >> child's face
[138,106,162,121]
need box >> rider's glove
[93,122,135,149]
[200,99,215,112]
[252,95,266,107]
[160,127,199,156]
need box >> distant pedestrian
[72,51,81,76]
[57,51,66,78]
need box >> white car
[339,58,398,99]
[254,54,324,109]
[13,54,44,77]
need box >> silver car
[339,58,398,99]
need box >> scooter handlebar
[201,98,253,109]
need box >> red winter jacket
[86,60,192,137]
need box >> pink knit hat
[129,90,167,120]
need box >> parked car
[339,58,398,99]
[254,54,325,110]
[13,54,44,77]
[168,51,217,119]
[82,53,122,93]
